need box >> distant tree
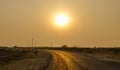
[13,46,18,48]
[72,45,77,48]
[61,45,68,48]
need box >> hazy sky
[0,0,120,47]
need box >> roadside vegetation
[0,47,28,66]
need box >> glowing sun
[54,13,69,27]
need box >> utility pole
[35,40,37,47]
[32,38,34,47]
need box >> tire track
[47,51,85,70]
[57,52,85,70]
[51,51,84,70]
[47,51,68,70]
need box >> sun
[54,13,69,27]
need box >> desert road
[47,50,120,70]
[0,50,120,70]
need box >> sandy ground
[0,50,120,70]
[0,51,52,70]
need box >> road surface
[47,50,120,70]
[0,50,120,70]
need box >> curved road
[0,50,120,70]
[47,50,120,70]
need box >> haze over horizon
[0,0,120,47]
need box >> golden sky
[0,0,120,47]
